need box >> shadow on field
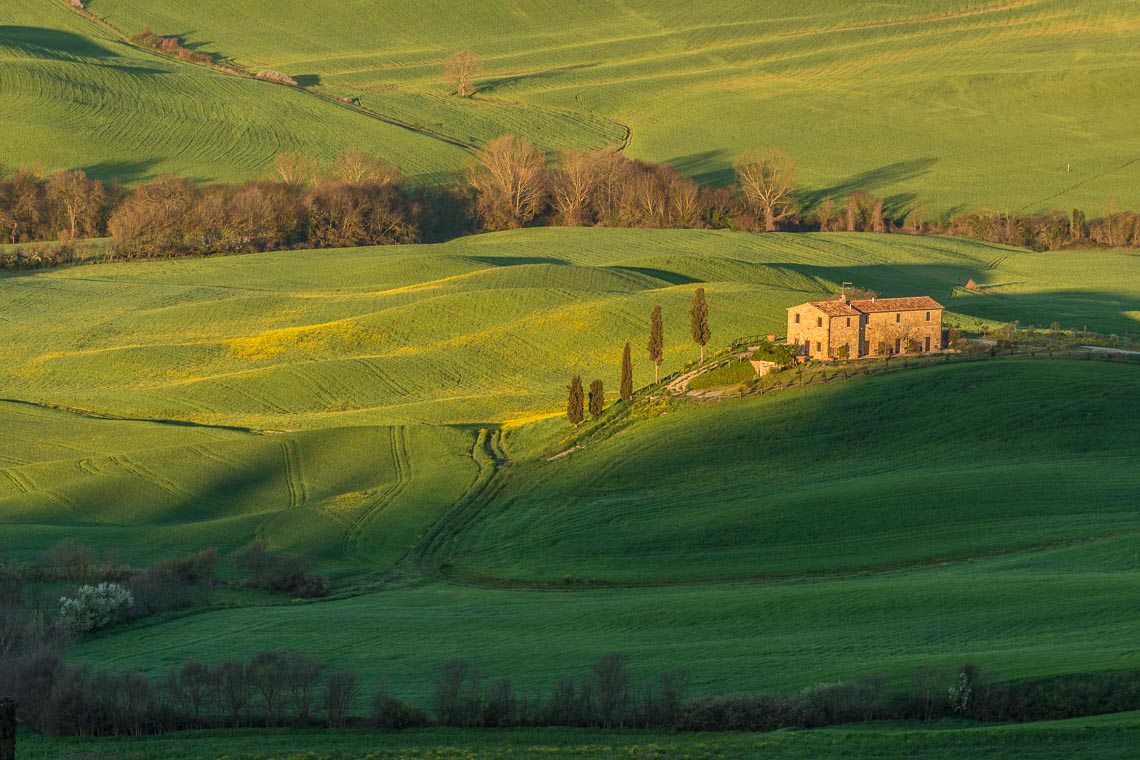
[797,157,939,211]
[293,74,322,87]
[477,63,598,93]
[0,26,113,60]
[608,266,701,285]
[668,150,734,186]
[466,255,572,267]
[776,261,1138,332]
[81,158,161,184]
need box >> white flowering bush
[58,582,134,634]
[948,666,975,715]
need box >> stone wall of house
[827,314,862,359]
[787,305,833,359]
[864,309,942,355]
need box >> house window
[795,313,800,324]
[846,317,851,327]
[817,317,823,328]
[815,342,821,353]
[895,313,901,323]
[925,311,931,321]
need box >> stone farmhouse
[786,295,944,360]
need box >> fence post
[1,697,15,760]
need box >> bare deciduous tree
[323,669,359,728]
[469,135,547,231]
[591,652,632,728]
[444,50,483,97]
[270,152,321,186]
[331,148,401,186]
[550,150,598,226]
[45,170,104,240]
[734,147,798,231]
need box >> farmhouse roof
[848,296,943,313]
[803,300,861,317]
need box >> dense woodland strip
[2,139,1139,270]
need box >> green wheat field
[2,1,1140,757]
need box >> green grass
[0,0,468,183]
[61,358,1139,706]
[687,358,757,389]
[444,360,1140,584]
[1,229,1136,567]
[26,0,1134,210]
[18,713,1140,759]
[2,230,1136,432]
[0,400,479,567]
[1,229,1137,751]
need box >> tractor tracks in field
[412,427,508,580]
[341,426,412,558]
[279,438,307,510]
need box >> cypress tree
[690,287,710,362]
[588,379,605,418]
[567,375,584,426]
[648,305,664,383]
[620,342,633,401]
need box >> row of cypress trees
[567,289,709,426]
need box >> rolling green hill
[62,357,1140,707]
[0,230,1135,712]
[12,0,1137,211]
[0,0,469,182]
[1,229,1136,566]
[2,229,1136,434]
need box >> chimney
[838,292,847,303]
[871,296,876,303]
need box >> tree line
[567,289,708,426]
[3,635,1138,738]
[4,143,1139,270]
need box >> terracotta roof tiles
[806,300,861,317]
[848,296,943,313]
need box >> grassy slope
[0,400,479,566]
[20,713,1140,759]
[446,361,1140,584]
[84,0,1140,210]
[2,230,1136,432]
[1,229,1136,563]
[1,230,1135,732]
[0,0,468,182]
[72,363,1140,702]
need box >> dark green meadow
[18,712,1140,759]
[2,226,1137,756]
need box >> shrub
[371,681,428,729]
[57,583,134,634]
[228,541,329,598]
[257,70,300,87]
